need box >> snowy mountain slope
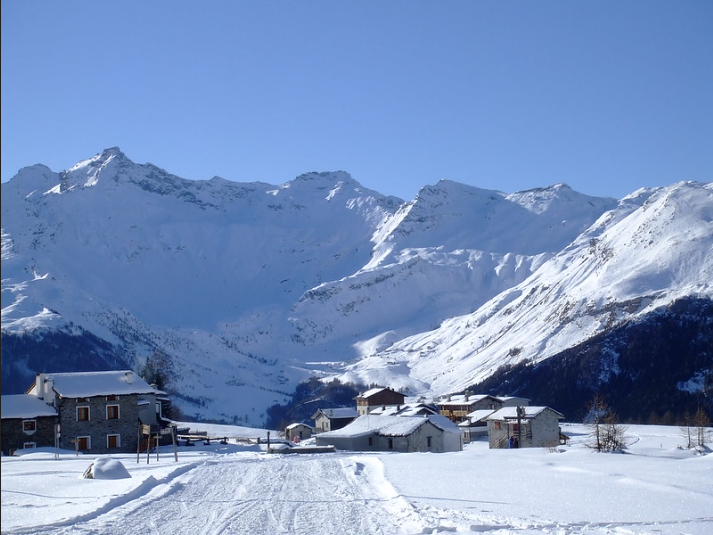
[2,148,710,424]
[338,181,713,398]
[1,149,400,332]
[289,180,618,348]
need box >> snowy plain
[1,422,711,535]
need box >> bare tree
[693,407,711,448]
[680,407,711,450]
[600,409,627,452]
[679,411,695,449]
[584,394,626,452]
[584,394,606,452]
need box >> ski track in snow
[13,453,430,535]
[8,447,703,535]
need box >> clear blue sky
[2,1,711,200]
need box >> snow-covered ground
[2,423,711,535]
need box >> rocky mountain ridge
[2,148,710,425]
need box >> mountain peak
[62,147,133,189]
[100,146,127,159]
[290,171,356,191]
[550,182,572,191]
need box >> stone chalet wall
[373,421,448,453]
[314,414,330,432]
[316,421,460,453]
[530,411,562,448]
[1,416,57,455]
[57,393,144,454]
[285,424,313,441]
[488,420,508,448]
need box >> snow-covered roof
[31,371,161,398]
[438,394,497,407]
[497,396,531,404]
[424,413,462,433]
[286,422,313,430]
[1,394,58,419]
[488,406,564,421]
[458,409,496,426]
[368,403,437,417]
[356,387,407,400]
[358,387,387,398]
[313,407,358,419]
[318,414,461,439]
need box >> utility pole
[516,406,524,448]
[171,426,178,462]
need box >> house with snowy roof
[311,407,358,433]
[314,413,463,453]
[496,395,531,408]
[355,387,406,415]
[1,370,169,455]
[458,409,497,442]
[1,394,59,455]
[437,394,505,423]
[487,406,565,449]
[367,402,439,418]
[284,422,314,442]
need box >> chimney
[36,373,46,400]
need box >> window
[75,436,91,451]
[106,404,120,420]
[23,442,37,450]
[388,438,393,449]
[107,434,121,449]
[77,406,90,421]
[368,437,373,446]
[427,436,432,449]
[76,398,88,402]
[106,395,119,401]
[494,421,501,430]
[22,420,37,433]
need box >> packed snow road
[24,452,428,535]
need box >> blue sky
[2,1,711,200]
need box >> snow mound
[83,456,131,479]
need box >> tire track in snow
[21,453,431,535]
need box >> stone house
[457,409,496,442]
[355,387,406,415]
[497,395,532,408]
[1,395,59,455]
[487,406,565,449]
[285,422,314,442]
[311,407,358,433]
[437,394,505,423]
[1,370,169,455]
[315,413,463,453]
[367,402,439,417]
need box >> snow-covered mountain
[2,148,711,425]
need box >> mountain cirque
[2,148,711,425]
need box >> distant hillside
[467,296,713,423]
